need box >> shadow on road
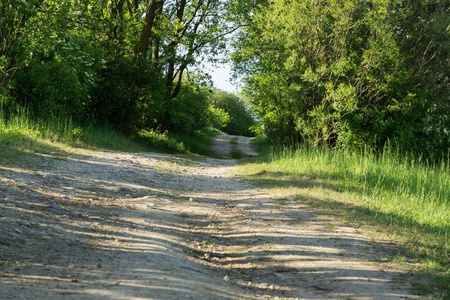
[0,149,416,299]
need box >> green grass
[230,148,244,159]
[170,127,221,156]
[230,137,239,145]
[0,108,149,155]
[229,137,244,159]
[236,143,449,298]
[0,107,218,163]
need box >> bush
[135,130,186,153]
[169,83,210,133]
[209,90,255,136]
[90,58,164,132]
[207,106,230,130]
[13,60,87,119]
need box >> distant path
[211,134,258,158]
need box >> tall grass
[264,145,449,232]
[135,127,220,155]
[230,137,244,159]
[0,107,150,154]
[0,107,218,157]
[239,143,449,296]
[170,127,221,156]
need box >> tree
[149,0,243,132]
[233,0,449,156]
[0,0,44,91]
[2,0,256,137]
[139,0,164,59]
[209,90,255,136]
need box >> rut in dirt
[0,136,417,299]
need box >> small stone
[223,275,229,282]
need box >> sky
[208,63,239,93]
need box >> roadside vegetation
[237,141,449,297]
[229,137,244,159]
[0,0,254,163]
[0,106,220,165]
[234,0,449,160]
[1,0,448,298]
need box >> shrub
[13,60,87,119]
[89,58,164,132]
[169,83,210,133]
[207,106,230,130]
[209,90,255,136]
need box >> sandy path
[0,139,417,299]
[211,135,258,158]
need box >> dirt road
[0,136,417,299]
[211,135,258,158]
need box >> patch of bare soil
[0,137,417,299]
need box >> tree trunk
[151,3,163,69]
[156,0,188,132]
[138,0,164,58]
[110,0,126,42]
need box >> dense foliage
[1,0,448,160]
[233,0,449,158]
[209,90,255,136]
[0,0,249,135]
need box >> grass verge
[170,127,221,156]
[0,108,218,165]
[235,143,449,298]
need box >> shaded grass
[0,108,218,165]
[230,137,244,159]
[230,148,244,159]
[170,127,221,156]
[135,127,219,155]
[236,143,449,298]
[0,108,150,155]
